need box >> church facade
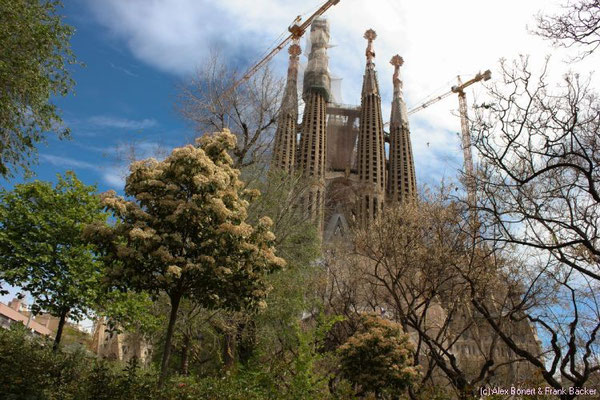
[271,18,416,240]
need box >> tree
[535,0,600,59]
[324,193,542,400]
[177,53,284,168]
[469,56,600,398]
[472,56,599,282]
[338,314,419,399]
[0,172,107,349]
[237,168,323,378]
[0,0,78,177]
[144,169,322,381]
[85,130,285,387]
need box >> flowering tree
[86,130,285,386]
[338,314,419,399]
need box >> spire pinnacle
[270,41,301,173]
[289,42,302,58]
[390,54,404,96]
[286,42,301,82]
[361,29,380,96]
[364,29,377,64]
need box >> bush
[0,326,159,399]
[338,314,419,398]
[81,358,159,400]
[160,375,269,400]
[3,323,423,399]
[0,326,330,399]
[0,325,88,400]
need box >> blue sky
[0,1,191,193]
[3,0,599,195]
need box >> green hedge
[0,326,324,399]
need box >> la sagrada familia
[271,18,416,239]
[269,18,542,388]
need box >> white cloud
[109,62,139,77]
[87,0,600,183]
[88,116,158,130]
[39,154,125,188]
[40,154,97,170]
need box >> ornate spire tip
[364,29,377,63]
[390,55,404,67]
[364,29,377,41]
[289,43,301,57]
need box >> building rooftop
[0,300,52,337]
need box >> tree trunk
[237,320,256,365]
[222,330,236,371]
[52,309,68,351]
[158,292,182,388]
[180,334,191,376]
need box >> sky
[2,0,600,191]
[1,0,599,307]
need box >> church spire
[356,29,386,225]
[387,55,417,202]
[271,41,301,173]
[297,18,331,231]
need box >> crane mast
[408,69,491,204]
[456,77,476,205]
[229,0,341,93]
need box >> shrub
[338,314,419,398]
[0,325,87,400]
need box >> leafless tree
[324,191,535,400]
[473,56,599,283]
[177,52,285,168]
[469,56,600,399]
[534,0,600,59]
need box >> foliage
[60,324,93,350]
[0,0,78,177]
[148,296,224,377]
[83,358,160,400]
[240,313,343,400]
[0,325,88,400]
[161,375,270,400]
[0,325,159,400]
[0,171,107,347]
[0,327,354,400]
[285,315,343,400]
[326,193,515,398]
[99,290,164,338]
[244,168,322,363]
[129,168,324,382]
[85,129,285,384]
[338,314,419,398]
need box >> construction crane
[228,0,341,94]
[408,69,491,204]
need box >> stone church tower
[296,19,331,230]
[387,55,417,202]
[271,41,301,172]
[356,29,387,225]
